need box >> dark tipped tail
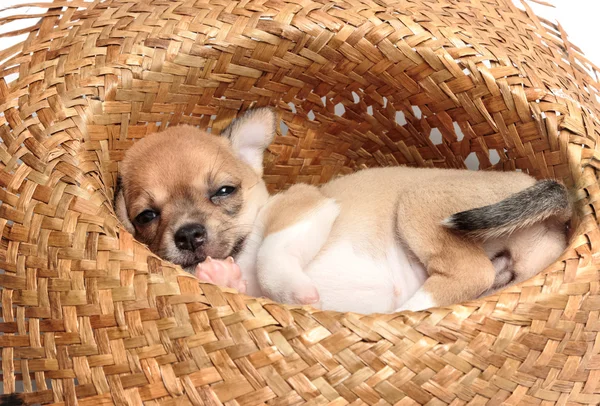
[0,394,25,406]
[442,180,571,239]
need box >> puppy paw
[293,284,320,305]
[195,257,247,293]
[260,270,321,307]
[395,289,437,312]
[283,277,321,306]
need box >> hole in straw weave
[334,103,345,116]
[26,376,53,393]
[351,91,360,103]
[3,72,18,85]
[395,111,407,126]
[287,102,297,114]
[307,110,315,121]
[453,122,465,141]
[411,106,422,119]
[489,150,501,165]
[429,128,442,145]
[367,106,373,115]
[279,121,288,136]
[208,114,216,132]
[465,152,480,170]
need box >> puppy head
[115,108,276,268]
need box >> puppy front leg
[396,245,496,312]
[195,257,247,293]
[257,251,318,305]
[257,185,340,306]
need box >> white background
[525,0,600,66]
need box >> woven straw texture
[0,0,599,404]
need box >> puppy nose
[174,224,207,252]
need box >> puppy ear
[114,176,135,235]
[221,107,276,176]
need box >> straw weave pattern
[0,0,599,404]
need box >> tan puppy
[116,108,572,313]
[115,109,272,273]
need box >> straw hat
[0,0,598,404]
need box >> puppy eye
[135,210,159,225]
[211,186,236,201]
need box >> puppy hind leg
[394,191,496,312]
[395,245,496,312]
[506,221,568,286]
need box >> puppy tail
[442,180,571,239]
[0,393,25,406]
